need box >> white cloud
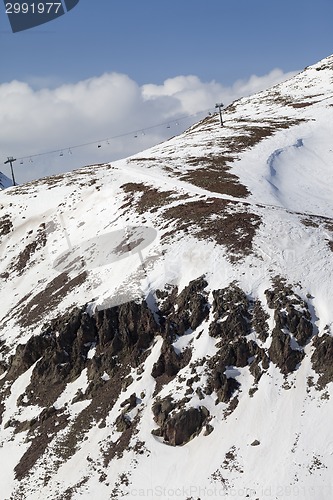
[0,68,297,184]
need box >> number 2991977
[5,3,62,15]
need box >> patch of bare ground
[102,425,134,468]
[222,446,243,473]
[185,114,216,132]
[59,477,90,500]
[163,198,261,259]
[128,157,159,163]
[262,91,306,107]
[9,223,47,276]
[290,102,314,108]
[120,182,176,213]
[301,215,333,228]
[17,272,87,328]
[0,214,13,240]
[182,156,249,197]
[14,408,70,481]
[300,218,320,228]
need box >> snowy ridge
[0,54,333,499]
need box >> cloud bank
[0,68,296,183]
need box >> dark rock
[151,427,163,437]
[151,397,209,445]
[39,406,57,423]
[115,413,131,433]
[311,334,333,388]
[164,406,209,446]
[216,337,252,368]
[268,327,304,374]
[159,277,209,337]
[252,300,269,342]
[294,315,313,346]
[209,285,250,339]
[71,389,86,404]
[249,348,270,383]
[206,334,256,402]
[215,376,240,404]
[152,396,175,427]
[204,424,214,436]
[5,297,159,411]
[7,331,55,380]
[151,341,191,379]
[248,387,258,397]
[95,300,157,357]
[0,215,13,239]
[211,285,248,317]
[264,280,314,373]
[156,286,179,317]
[120,393,137,410]
[196,387,205,400]
[205,361,240,403]
[251,440,260,446]
[265,283,313,347]
[261,350,270,370]
[4,418,19,429]
[249,360,262,384]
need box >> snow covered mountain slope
[0,55,333,500]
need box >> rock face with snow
[1,55,333,499]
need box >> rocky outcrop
[152,396,177,428]
[265,279,313,374]
[1,299,159,424]
[164,407,209,446]
[151,340,191,379]
[157,276,209,337]
[206,285,253,403]
[265,280,313,347]
[215,337,255,368]
[152,397,209,446]
[6,331,55,380]
[268,327,304,375]
[206,337,257,402]
[252,300,269,342]
[249,348,270,383]
[311,334,333,388]
[94,300,157,357]
[0,214,13,240]
[203,280,314,402]
[151,277,208,391]
[209,372,240,404]
[0,276,320,487]
[209,285,251,339]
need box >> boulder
[164,407,209,446]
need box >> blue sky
[1,0,332,86]
[1,0,332,182]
